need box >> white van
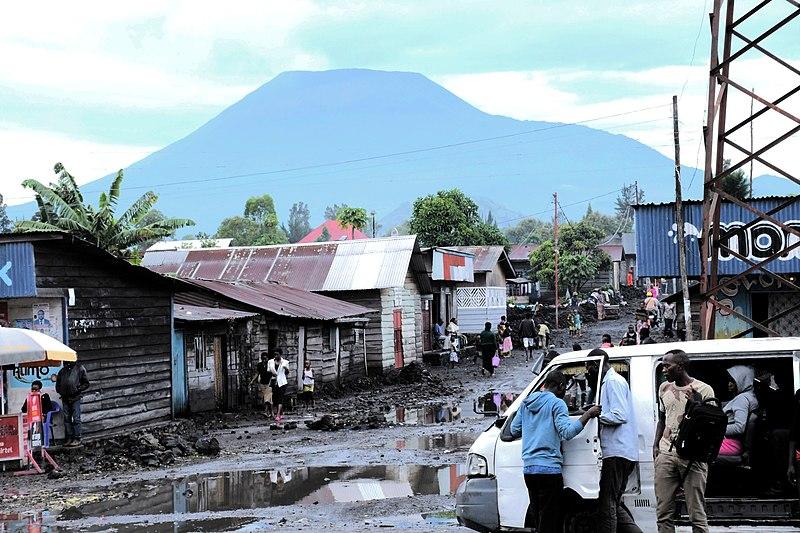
[456,337,800,532]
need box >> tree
[529,221,609,293]
[325,203,347,220]
[409,189,509,247]
[721,159,750,200]
[15,163,193,259]
[582,204,620,235]
[316,227,332,242]
[0,194,11,233]
[216,193,288,246]
[614,183,644,219]
[504,217,553,244]
[336,206,368,239]
[286,202,311,243]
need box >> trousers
[63,399,82,440]
[523,472,563,533]
[654,453,709,533]
[598,457,643,533]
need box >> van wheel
[562,510,595,533]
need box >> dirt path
[1,306,637,532]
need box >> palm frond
[118,192,158,227]
[14,220,64,233]
[22,179,90,229]
[107,169,124,209]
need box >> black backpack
[671,396,727,464]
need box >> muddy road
[3,305,769,532]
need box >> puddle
[422,510,458,526]
[0,514,254,533]
[66,465,466,520]
[383,403,464,425]
[474,392,518,417]
[391,433,476,451]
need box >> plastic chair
[43,401,61,448]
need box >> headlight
[466,453,488,477]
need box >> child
[301,360,315,411]
[567,313,576,337]
[573,312,582,336]
[500,323,513,357]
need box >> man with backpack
[653,349,717,533]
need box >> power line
[680,0,710,101]
[5,104,671,203]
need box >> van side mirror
[494,416,507,428]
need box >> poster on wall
[5,299,64,412]
[31,303,55,337]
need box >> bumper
[456,476,500,532]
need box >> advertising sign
[27,392,42,424]
[0,414,24,462]
[635,198,800,277]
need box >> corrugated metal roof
[635,197,800,277]
[443,246,516,277]
[182,279,374,321]
[147,239,232,252]
[621,232,636,256]
[174,304,258,322]
[142,235,423,292]
[508,244,537,261]
[634,194,799,208]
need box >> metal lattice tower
[700,0,800,339]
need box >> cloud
[0,1,327,109]
[0,125,158,206]
[437,56,800,179]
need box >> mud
[1,300,646,532]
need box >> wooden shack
[0,233,184,437]
[143,236,431,374]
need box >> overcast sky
[2,0,798,205]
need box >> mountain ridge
[8,68,791,232]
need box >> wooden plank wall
[378,271,423,369]
[322,290,383,374]
[33,241,174,436]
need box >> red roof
[299,220,369,243]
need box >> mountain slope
[8,69,723,232]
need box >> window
[189,334,209,371]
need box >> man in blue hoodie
[510,370,601,533]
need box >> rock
[138,433,161,449]
[283,422,298,430]
[194,436,221,456]
[59,506,85,520]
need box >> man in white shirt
[268,349,290,422]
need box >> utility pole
[371,211,376,238]
[553,192,559,329]
[673,95,693,341]
[749,90,754,197]
[634,180,639,205]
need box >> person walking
[537,321,551,350]
[478,322,498,377]
[55,360,90,447]
[268,349,290,422]
[587,350,643,533]
[251,352,274,417]
[662,302,676,338]
[519,312,537,362]
[653,350,715,533]
[510,370,601,533]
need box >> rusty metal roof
[508,244,537,262]
[174,304,258,322]
[442,246,516,277]
[142,235,429,292]
[182,279,374,321]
